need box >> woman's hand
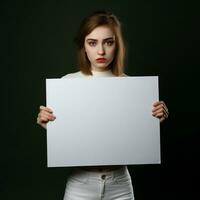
[37,106,56,129]
[152,101,169,123]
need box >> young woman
[37,10,169,200]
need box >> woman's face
[84,26,116,72]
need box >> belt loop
[113,167,119,180]
[113,168,117,181]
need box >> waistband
[80,165,123,172]
[71,166,128,180]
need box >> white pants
[63,166,134,200]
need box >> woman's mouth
[96,58,107,63]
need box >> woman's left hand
[152,101,169,122]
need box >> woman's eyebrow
[103,37,115,41]
[86,37,115,41]
[86,38,98,41]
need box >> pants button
[101,175,106,180]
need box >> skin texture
[37,26,169,128]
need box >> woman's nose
[97,44,105,55]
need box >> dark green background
[1,0,199,199]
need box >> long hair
[74,11,126,76]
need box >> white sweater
[62,69,127,78]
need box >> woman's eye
[88,42,96,46]
[106,41,114,46]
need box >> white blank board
[46,76,160,167]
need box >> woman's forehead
[85,26,115,40]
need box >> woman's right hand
[37,105,56,129]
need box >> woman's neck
[91,66,110,72]
[91,68,113,77]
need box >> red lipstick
[96,58,107,63]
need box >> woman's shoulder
[61,71,88,79]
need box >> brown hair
[74,11,126,76]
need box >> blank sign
[46,76,160,167]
